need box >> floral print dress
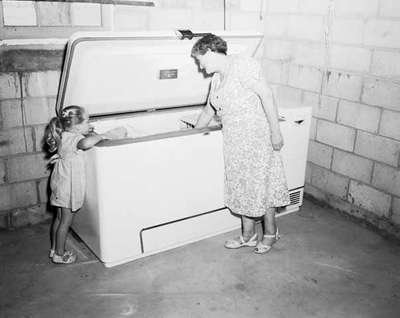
[210,55,290,217]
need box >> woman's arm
[252,81,284,150]
[195,103,215,128]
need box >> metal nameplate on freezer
[159,69,178,79]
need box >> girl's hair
[191,34,227,57]
[45,105,87,153]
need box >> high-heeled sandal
[254,228,280,254]
[224,233,258,249]
[52,252,76,264]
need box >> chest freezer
[57,31,311,267]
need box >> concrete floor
[1,199,399,318]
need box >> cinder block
[380,0,400,18]
[322,71,362,101]
[0,160,5,185]
[34,124,48,153]
[314,95,338,121]
[288,15,324,41]
[309,117,317,139]
[267,0,298,13]
[37,2,70,26]
[307,140,333,168]
[203,0,223,9]
[183,0,203,9]
[329,46,371,72]
[362,78,400,112]
[331,17,364,44]
[272,84,302,107]
[22,71,61,98]
[0,73,21,100]
[0,128,34,156]
[334,0,379,17]
[38,178,50,203]
[264,40,293,61]
[311,164,349,199]
[71,3,101,26]
[161,0,191,8]
[10,205,50,228]
[288,64,323,92]
[305,162,312,183]
[7,153,50,183]
[372,163,400,196]
[11,181,37,209]
[0,185,12,210]
[22,98,54,126]
[190,9,224,30]
[229,12,264,31]
[355,131,400,167]
[302,91,319,109]
[392,197,400,225]
[114,6,149,30]
[337,100,380,133]
[239,0,264,12]
[0,99,23,128]
[371,50,400,79]
[264,15,289,38]
[293,43,325,68]
[316,120,356,151]
[380,110,400,141]
[262,60,287,84]
[148,8,195,30]
[298,0,329,14]
[332,149,373,183]
[2,0,37,26]
[348,181,391,217]
[364,19,400,48]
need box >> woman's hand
[271,132,284,151]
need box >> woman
[191,34,290,254]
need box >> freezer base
[100,208,240,268]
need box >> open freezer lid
[56,30,263,117]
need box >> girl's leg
[55,207,75,256]
[50,207,61,253]
[254,208,279,254]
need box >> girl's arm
[78,127,127,150]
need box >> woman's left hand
[271,132,284,151]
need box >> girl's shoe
[224,233,258,249]
[52,252,76,264]
[254,228,280,254]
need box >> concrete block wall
[0,0,265,228]
[262,0,400,238]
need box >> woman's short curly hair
[191,34,227,57]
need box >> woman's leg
[242,215,256,241]
[261,207,278,246]
[55,207,75,256]
[50,207,61,252]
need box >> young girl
[45,105,127,264]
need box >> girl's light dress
[50,131,85,212]
[210,55,290,217]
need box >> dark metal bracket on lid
[175,30,211,40]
